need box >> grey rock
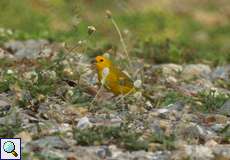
[5,40,24,52]
[71,146,101,160]
[111,150,155,160]
[149,122,164,135]
[213,145,230,160]
[96,146,112,158]
[150,151,171,160]
[130,151,155,160]
[168,102,185,111]
[0,107,22,126]
[185,145,214,160]
[212,66,230,81]
[153,103,184,120]
[35,149,66,159]
[156,108,170,119]
[0,99,11,116]
[177,122,217,141]
[182,64,211,79]
[77,116,92,129]
[110,116,123,127]
[4,40,50,59]
[26,136,69,151]
[211,124,225,132]
[152,64,183,76]
[181,81,214,95]
[181,113,200,123]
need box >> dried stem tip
[87,25,96,35]
[106,10,112,19]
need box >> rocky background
[0,0,229,160]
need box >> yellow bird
[95,55,135,95]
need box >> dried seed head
[63,68,74,76]
[37,94,46,102]
[87,25,96,35]
[133,91,142,99]
[106,10,112,19]
[6,69,14,74]
[133,79,142,88]
[103,53,110,59]
[66,89,74,97]
[24,71,38,83]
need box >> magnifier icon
[3,141,18,157]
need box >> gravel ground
[0,40,229,160]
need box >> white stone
[77,116,92,129]
[185,145,214,160]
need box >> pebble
[0,99,11,116]
[76,116,92,129]
[148,143,163,152]
[15,131,32,143]
[205,139,218,147]
[96,146,112,158]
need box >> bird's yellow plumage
[95,56,134,95]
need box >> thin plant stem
[90,84,103,105]
[110,18,132,69]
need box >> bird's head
[95,55,111,71]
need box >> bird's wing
[111,67,134,88]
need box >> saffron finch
[95,55,135,95]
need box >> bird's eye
[100,59,104,62]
